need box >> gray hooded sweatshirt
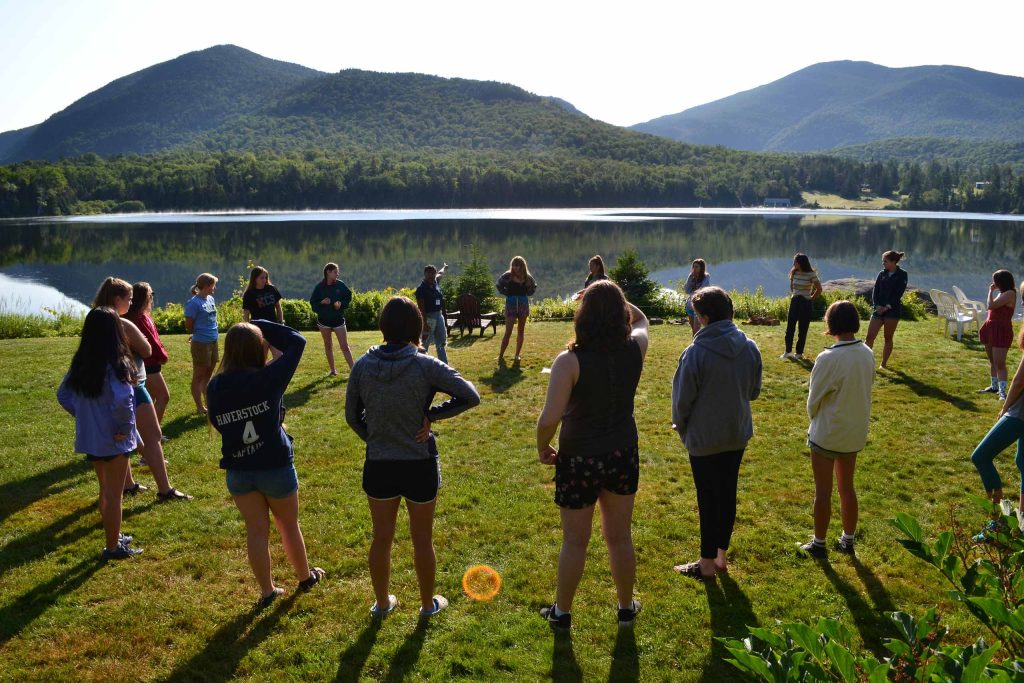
[345,344,480,461]
[672,319,762,457]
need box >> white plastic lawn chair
[952,286,986,325]
[931,289,977,341]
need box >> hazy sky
[2,0,1023,133]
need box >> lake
[2,208,1023,315]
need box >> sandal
[156,487,193,503]
[674,561,716,582]
[298,567,325,592]
[123,483,149,497]
[257,587,284,610]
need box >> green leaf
[934,530,954,558]
[891,512,924,542]
[866,662,890,683]
[967,597,1013,627]
[962,641,1000,683]
[824,641,856,682]
[786,623,825,660]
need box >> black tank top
[505,279,529,296]
[558,338,643,456]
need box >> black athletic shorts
[362,457,441,504]
[554,444,640,509]
[145,364,162,375]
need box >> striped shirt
[790,270,820,300]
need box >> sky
[2,0,1023,133]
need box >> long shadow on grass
[447,332,495,348]
[0,460,89,524]
[819,560,897,657]
[697,574,759,683]
[478,361,525,394]
[161,412,212,440]
[162,592,298,683]
[382,620,428,682]
[334,619,381,682]
[607,626,639,682]
[551,630,583,682]
[0,556,101,645]
[285,376,332,411]
[885,369,979,412]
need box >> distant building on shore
[763,197,791,208]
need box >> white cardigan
[807,340,875,453]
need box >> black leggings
[785,296,813,354]
[689,450,744,560]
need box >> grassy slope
[801,191,897,210]
[0,320,1012,681]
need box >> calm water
[2,208,1024,314]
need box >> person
[309,262,354,376]
[185,273,219,414]
[572,255,608,301]
[126,282,170,424]
[97,277,191,503]
[57,307,142,560]
[970,303,1024,538]
[536,280,649,629]
[798,301,874,558]
[864,251,908,369]
[671,286,762,580]
[243,266,285,360]
[207,319,324,608]
[496,256,538,362]
[683,259,711,336]
[345,296,480,619]
[977,270,1017,400]
[781,253,822,360]
[415,263,449,365]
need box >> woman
[671,287,762,580]
[977,270,1017,400]
[57,307,141,560]
[683,259,711,336]
[781,254,822,360]
[185,273,219,414]
[496,256,538,362]
[345,296,480,618]
[309,262,354,376]
[970,304,1024,536]
[243,266,285,360]
[96,277,191,503]
[864,251,908,369]
[207,319,325,608]
[799,301,874,558]
[573,255,608,301]
[126,282,169,424]
[536,280,649,628]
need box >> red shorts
[980,320,1014,349]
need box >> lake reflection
[2,210,1023,312]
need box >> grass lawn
[801,191,897,210]
[0,319,1014,681]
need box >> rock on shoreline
[821,278,936,313]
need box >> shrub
[609,249,660,312]
[442,246,501,312]
[530,297,578,320]
[281,299,315,329]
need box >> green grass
[0,320,1013,680]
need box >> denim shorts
[225,465,299,498]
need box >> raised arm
[252,320,306,389]
[626,301,649,359]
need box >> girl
[496,256,538,362]
[683,259,711,336]
[309,262,354,376]
[977,270,1017,400]
[207,319,324,608]
[345,296,480,618]
[243,266,285,360]
[57,307,142,560]
[536,281,649,628]
[864,251,908,369]
[185,273,219,414]
[96,277,191,503]
[573,255,608,301]
[799,301,875,558]
[781,254,822,360]
[126,282,169,423]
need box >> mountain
[831,137,1024,170]
[2,45,323,162]
[632,61,1024,152]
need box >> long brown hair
[126,282,153,319]
[789,253,814,279]
[218,322,267,374]
[588,255,605,277]
[322,262,339,286]
[66,307,137,396]
[508,256,531,282]
[245,266,271,295]
[568,280,630,352]
[686,259,707,288]
[92,276,132,309]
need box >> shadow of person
[819,560,896,657]
[383,620,429,683]
[886,369,979,412]
[478,362,525,394]
[162,592,298,683]
[697,574,759,683]
[0,556,102,645]
[334,619,382,683]
[285,375,332,410]
[551,629,583,683]
[607,625,639,683]
[0,460,89,524]
[160,412,212,439]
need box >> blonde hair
[509,255,531,281]
[191,273,218,296]
[92,276,132,308]
[218,322,266,374]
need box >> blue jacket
[207,320,306,470]
[57,368,138,457]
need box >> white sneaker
[370,594,398,618]
[794,353,804,360]
[419,595,448,618]
[779,352,794,360]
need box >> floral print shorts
[554,444,639,509]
